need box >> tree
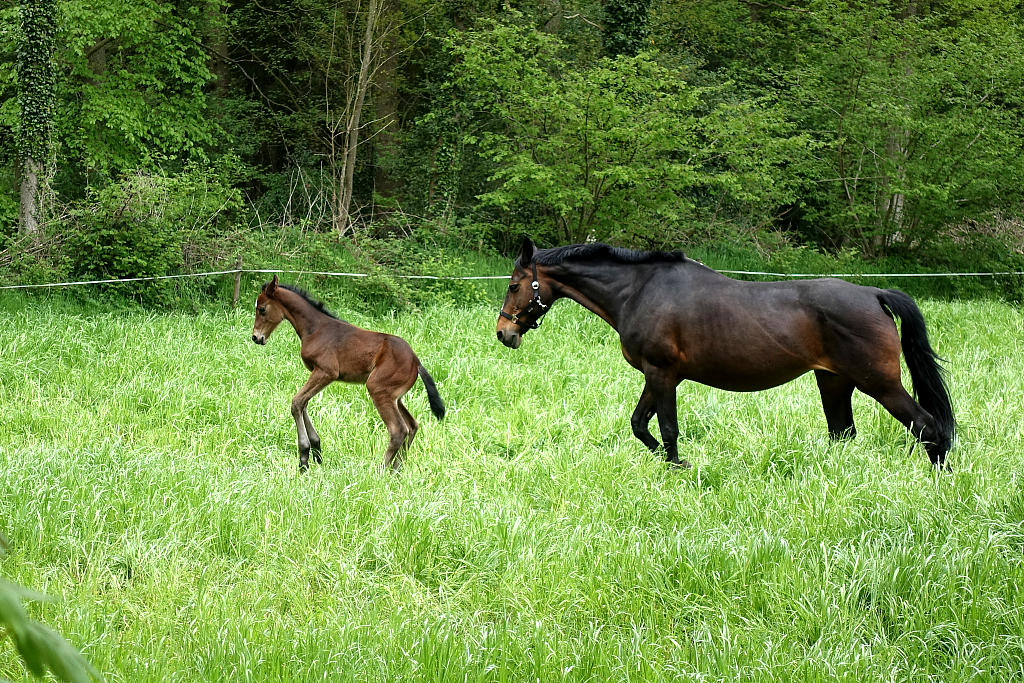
[15,0,56,239]
[445,19,807,246]
[790,0,1024,255]
[332,0,385,235]
[58,0,219,181]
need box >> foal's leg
[291,370,333,472]
[366,364,413,472]
[301,407,322,464]
[397,399,419,451]
[814,370,856,440]
[630,383,661,453]
[369,392,409,471]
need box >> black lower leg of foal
[292,371,332,472]
[303,408,322,464]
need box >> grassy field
[1,289,1023,681]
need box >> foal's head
[497,237,551,349]
[251,274,286,345]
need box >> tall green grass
[1,291,1023,681]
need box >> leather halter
[499,260,549,330]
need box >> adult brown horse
[252,275,445,471]
[496,239,955,469]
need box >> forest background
[2,0,1024,306]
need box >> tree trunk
[372,23,399,201]
[335,0,380,236]
[876,1,917,255]
[19,158,42,238]
[206,0,230,98]
[16,0,57,241]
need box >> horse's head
[251,274,286,345]
[497,238,551,349]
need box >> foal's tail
[417,364,446,420]
[877,289,955,450]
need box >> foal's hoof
[668,458,692,469]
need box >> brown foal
[251,275,445,471]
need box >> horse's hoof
[669,458,692,469]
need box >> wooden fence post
[231,255,242,307]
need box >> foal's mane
[530,243,687,267]
[265,281,341,320]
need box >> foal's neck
[276,288,332,339]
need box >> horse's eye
[257,307,266,315]
[509,283,520,293]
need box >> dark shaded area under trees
[2,0,1023,302]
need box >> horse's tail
[877,289,955,450]
[417,364,446,420]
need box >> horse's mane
[265,281,341,320]
[529,243,687,267]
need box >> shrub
[66,164,242,306]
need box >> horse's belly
[685,362,812,392]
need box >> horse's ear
[267,274,279,295]
[518,237,535,266]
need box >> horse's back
[622,270,898,390]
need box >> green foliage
[3,0,1024,286]
[603,0,652,56]
[65,165,242,305]
[1,534,99,682]
[445,19,808,247]
[782,1,1024,256]
[57,0,221,179]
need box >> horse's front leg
[630,383,660,452]
[291,370,333,472]
[814,370,857,441]
[647,371,691,469]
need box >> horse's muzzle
[496,329,521,349]
[252,334,266,345]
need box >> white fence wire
[1,267,1023,291]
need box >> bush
[66,165,242,306]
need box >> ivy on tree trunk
[16,0,56,239]
[603,0,650,57]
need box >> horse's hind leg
[861,382,947,469]
[814,370,856,440]
[397,399,418,451]
[370,392,409,471]
[367,364,413,471]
